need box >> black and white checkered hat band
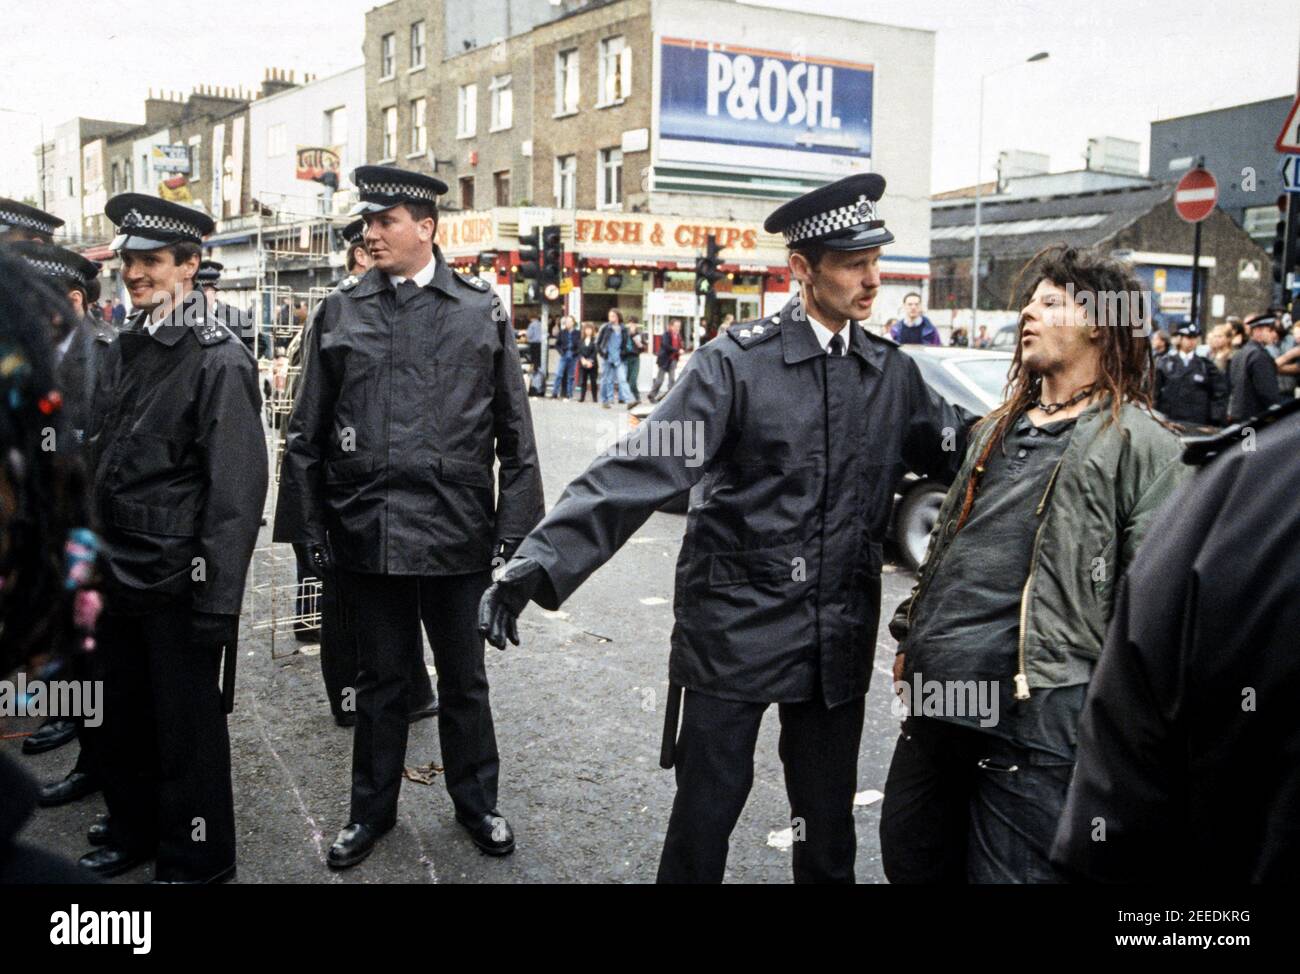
[0,209,57,235]
[120,208,202,238]
[783,195,879,245]
[22,257,81,284]
[358,180,438,203]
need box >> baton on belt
[221,636,238,715]
[659,682,683,769]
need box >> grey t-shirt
[904,412,1089,759]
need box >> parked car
[890,346,1012,569]
[630,344,1013,556]
[990,322,1019,350]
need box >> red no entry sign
[1174,167,1218,223]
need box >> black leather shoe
[407,692,440,723]
[87,816,112,846]
[21,719,77,755]
[455,810,515,856]
[78,846,148,878]
[326,822,391,870]
[37,770,100,807]
[334,712,357,728]
[152,863,236,885]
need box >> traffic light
[517,228,541,283]
[695,234,724,330]
[541,225,564,289]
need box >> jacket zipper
[1013,455,1066,700]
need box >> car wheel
[896,485,945,571]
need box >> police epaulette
[455,271,490,292]
[727,320,781,349]
[338,275,359,291]
[195,319,230,346]
[1180,397,1300,466]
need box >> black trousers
[98,602,235,880]
[657,690,865,884]
[335,570,498,829]
[879,716,1072,884]
[294,547,433,720]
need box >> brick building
[364,0,935,338]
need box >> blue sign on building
[657,37,874,176]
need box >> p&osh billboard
[657,37,873,176]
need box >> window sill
[595,98,627,110]
[489,123,513,134]
[456,132,476,140]
[405,151,426,160]
[408,64,426,74]
[377,157,396,165]
[552,109,580,120]
[596,202,623,212]
[378,74,395,83]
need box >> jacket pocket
[436,456,494,489]
[325,455,376,484]
[707,543,802,587]
[109,498,200,538]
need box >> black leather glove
[191,612,239,652]
[477,556,546,650]
[308,542,333,576]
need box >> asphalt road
[10,388,918,884]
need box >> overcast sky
[1,0,1296,202]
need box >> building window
[409,98,427,155]
[598,36,631,106]
[490,75,513,132]
[494,170,511,207]
[410,21,426,70]
[598,147,623,209]
[188,136,202,182]
[140,154,148,187]
[111,161,120,194]
[554,154,576,209]
[380,33,396,78]
[267,123,287,158]
[325,107,348,149]
[555,49,579,115]
[381,106,397,160]
[67,177,74,198]
[460,176,475,211]
[457,84,477,138]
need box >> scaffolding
[242,194,347,659]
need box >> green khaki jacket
[889,398,1190,697]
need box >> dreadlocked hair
[953,244,1156,533]
[0,247,95,674]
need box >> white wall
[649,0,935,314]
[249,66,366,218]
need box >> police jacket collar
[124,289,208,347]
[778,297,883,371]
[350,246,461,301]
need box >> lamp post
[971,51,1048,331]
[0,107,48,211]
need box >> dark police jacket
[1227,340,1282,423]
[273,252,545,575]
[1052,399,1300,883]
[1154,350,1227,426]
[56,315,115,451]
[516,298,968,707]
[88,290,267,615]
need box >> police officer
[479,173,972,883]
[77,193,268,882]
[1228,311,1283,424]
[8,242,114,791]
[275,166,544,868]
[0,197,63,244]
[196,259,255,354]
[1153,322,1227,427]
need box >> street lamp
[0,106,48,211]
[971,51,1048,331]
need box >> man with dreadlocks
[880,244,1190,884]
